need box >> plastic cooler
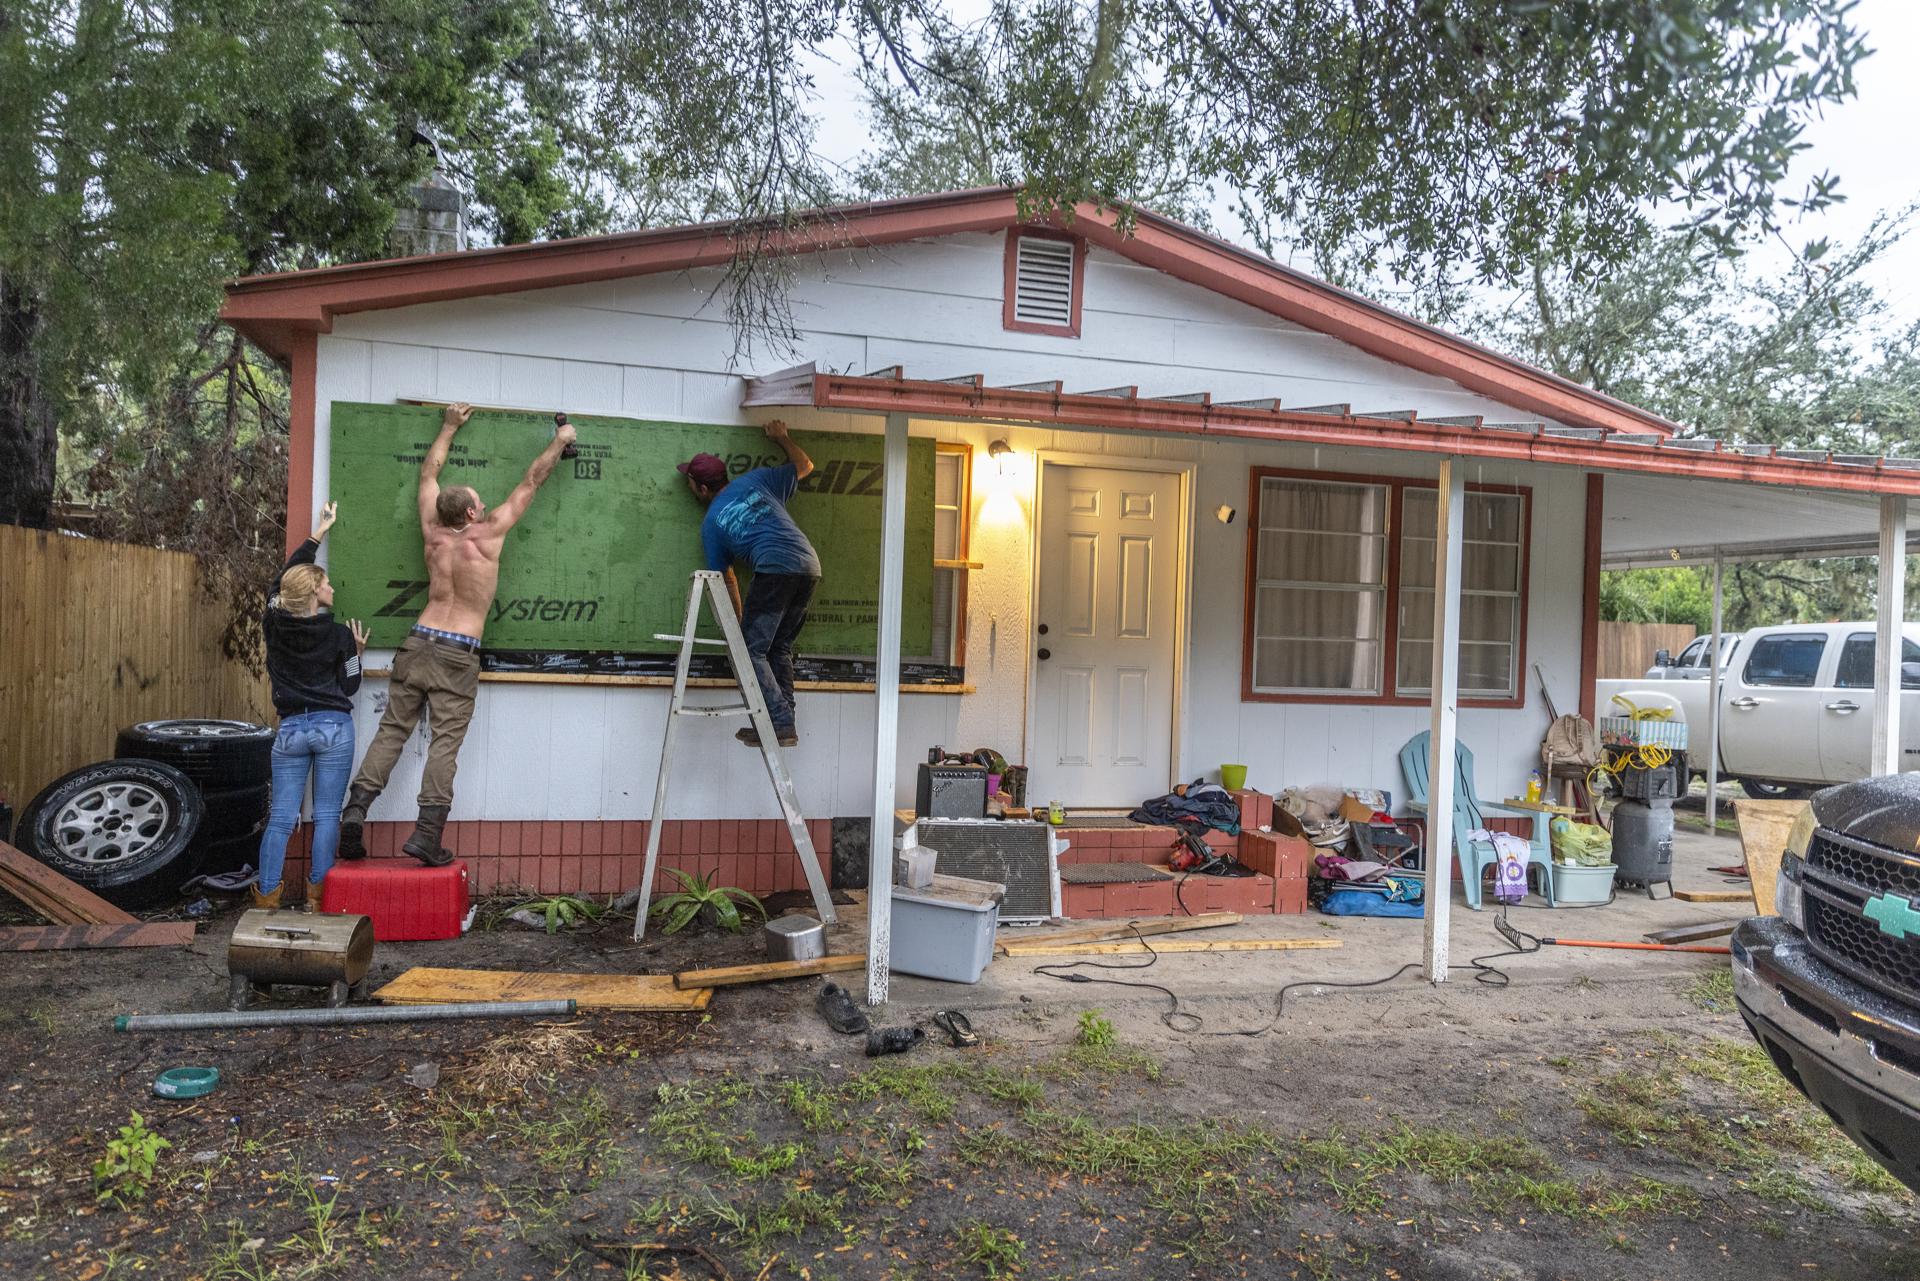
[887,875,1003,983]
[320,859,470,940]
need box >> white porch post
[1872,496,1908,777]
[865,411,911,1005]
[1705,556,1723,830]
[1423,457,1465,984]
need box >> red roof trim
[222,185,1676,436]
[805,371,1920,498]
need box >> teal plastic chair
[1398,731,1555,910]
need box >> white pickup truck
[1595,621,1920,798]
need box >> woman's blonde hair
[274,563,328,616]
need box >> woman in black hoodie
[257,502,367,909]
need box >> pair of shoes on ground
[817,983,978,1056]
[249,880,324,912]
[737,726,799,748]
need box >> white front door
[1030,463,1182,805]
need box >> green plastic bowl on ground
[153,1067,220,1099]
[1221,764,1248,791]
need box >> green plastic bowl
[1221,764,1249,791]
[153,1066,220,1099]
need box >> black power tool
[553,411,579,460]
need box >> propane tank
[1610,799,1674,890]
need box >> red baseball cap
[677,453,728,488]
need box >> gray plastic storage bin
[888,876,1003,983]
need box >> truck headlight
[1775,851,1806,930]
[1784,806,1816,861]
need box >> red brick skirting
[278,819,832,896]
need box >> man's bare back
[413,403,575,638]
[416,524,508,638]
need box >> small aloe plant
[648,869,766,935]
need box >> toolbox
[320,859,470,941]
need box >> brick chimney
[389,128,466,257]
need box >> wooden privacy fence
[0,525,271,814]
[1597,621,1697,681]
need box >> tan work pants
[350,634,480,808]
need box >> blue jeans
[257,711,355,893]
[740,573,817,733]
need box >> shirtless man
[338,403,576,865]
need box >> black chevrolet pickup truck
[1732,774,1920,1193]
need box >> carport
[1599,472,1918,832]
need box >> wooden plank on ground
[674,954,866,989]
[1006,936,1342,958]
[0,840,137,925]
[0,922,195,951]
[996,911,1241,955]
[1644,920,1737,945]
[1735,798,1808,919]
[1673,889,1752,903]
[374,967,712,1011]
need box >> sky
[801,0,1920,326]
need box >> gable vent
[1012,235,1078,329]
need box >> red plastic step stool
[320,859,470,941]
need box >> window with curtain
[921,445,970,667]
[1243,470,1530,704]
[1248,477,1390,693]
[1397,489,1526,698]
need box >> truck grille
[1805,897,1920,1007]
[1803,826,1920,1006]
[1806,830,1920,900]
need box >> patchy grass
[1683,967,1737,1014]
[955,1222,1025,1279]
[1076,1009,1117,1048]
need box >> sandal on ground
[930,1010,979,1047]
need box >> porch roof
[742,363,1920,501]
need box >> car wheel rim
[51,782,171,865]
[146,721,255,738]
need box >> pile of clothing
[1129,780,1242,835]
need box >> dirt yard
[3,885,1916,1281]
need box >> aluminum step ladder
[627,570,837,940]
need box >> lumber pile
[0,839,195,950]
[0,839,138,925]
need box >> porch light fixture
[1216,504,1236,524]
[988,438,1013,474]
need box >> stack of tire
[14,720,273,909]
[114,721,274,876]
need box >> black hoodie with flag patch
[265,538,362,717]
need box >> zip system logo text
[375,580,604,625]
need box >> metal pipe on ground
[113,999,575,1033]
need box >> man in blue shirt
[680,419,821,748]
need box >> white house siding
[310,232,1588,823]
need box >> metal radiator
[908,820,1060,921]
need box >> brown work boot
[337,785,379,860]
[251,883,284,911]
[402,805,454,867]
[299,878,325,912]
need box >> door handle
[1729,696,1760,710]
[1825,700,1861,713]
[1037,648,1051,661]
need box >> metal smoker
[227,909,376,1010]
